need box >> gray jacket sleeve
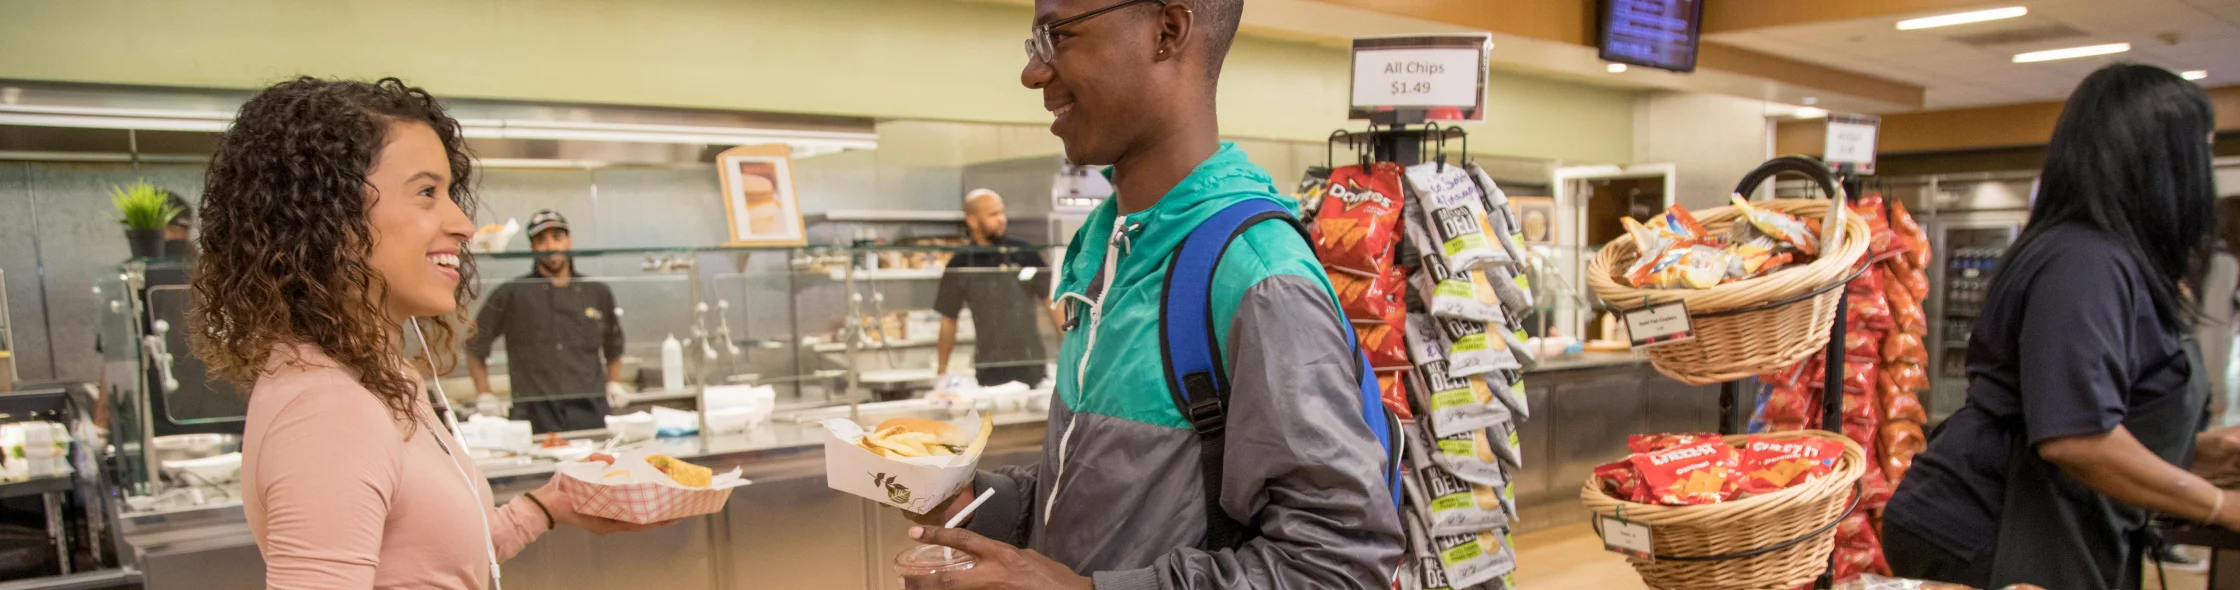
[965,464,1040,547]
[1098,274,1404,590]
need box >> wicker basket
[1588,198,1869,385]
[1578,430,1865,590]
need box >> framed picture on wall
[716,144,806,246]
[1510,196,1557,246]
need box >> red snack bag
[1357,316,1410,369]
[1889,200,1930,270]
[1628,432,1721,454]
[1843,360,1879,397]
[1892,293,1928,337]
[1882,421,1927,457]
[1594,459,1649,503]
[1832,513,1889,581]
[1883,389,1927,425]
[1844,330,1881,361]
[1764,385,1815,427]
[1881,330,1925,365]
[1850,195,1898,259]
[1329,266,1404,321]
[1311,163,1405,273]
[1843,418,1879,449]
[1889,362,1930,392]
[1377,370,1412,421]
[1847,293,1893,333]
[1763,356,1825,390]
[1630,440,1742,505]
[1846,261,1885,297]
[1842,387,1878,426]
[1737,435,1845,495]
[1859,449,1894,510]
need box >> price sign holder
[1822,113,1880,175]
[1623,301,1695,349]
[1349,34,1492,122]
[1599,514,1655,562]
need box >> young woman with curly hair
[190,77,665,589]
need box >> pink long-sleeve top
[242,344,550,589]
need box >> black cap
[526,210,569,237]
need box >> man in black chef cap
[467,210,627,433]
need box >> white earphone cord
[413,318,504,590]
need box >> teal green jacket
[966,143,1403,589]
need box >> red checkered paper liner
[555,451,750,524]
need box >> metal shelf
[822,268,945,281]
[0,475,74,501]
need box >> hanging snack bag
[1415,415,1518,482]
[1411,357,1505,438]
[1407,161,1511,270]
[1630,439,1741,505]
[1405,457,1512,535]
[1358,315,1412,370]
[1484,263,1534,318]
[1491,369,1530,422]
[1312,163,1407,274]
[1378,370,1413,421]
[1329,265,1405,321]
[1736,435,1845,495]
[1405,420,1519,518]
[1730,195,1820,256]
[1468,163,1529,269]
[1434,314,1520,377]
[1497,322,1539,372]
[1405,507,1513,589]
[1410,245,1505,322]
[1295,167,1331,222]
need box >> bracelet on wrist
[523,491,558,530]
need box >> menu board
[1599,0,1704,73]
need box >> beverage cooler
[1898,173,2033,423]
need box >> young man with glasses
[905,1,1404,589]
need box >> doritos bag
[1356,317,1411,370]
[1737,435,1845,495]
[1378,370,1413,421]
[1630,439,1741,505]
[1312,163,1406,274]
[1331,265,1406,321]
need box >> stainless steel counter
[120,410,1051,590]
[118,354,1713,588]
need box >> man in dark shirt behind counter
[935,189,1061,387]
[467,210,625,433]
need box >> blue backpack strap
[1160,199,1402,552]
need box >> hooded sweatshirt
[966,143,1403,589]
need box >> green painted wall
[0,0,1634,163]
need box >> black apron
[1987,339,2210,590]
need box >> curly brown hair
[189,77,480,433]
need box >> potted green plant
[111,180,181,259]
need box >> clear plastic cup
[895,543,976,588]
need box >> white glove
[474,393,507,419]
[606,381,631,409]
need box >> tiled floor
[1511,523,2211,590]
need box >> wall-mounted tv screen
[1600,0,1704,73]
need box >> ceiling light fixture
[1896,7,2028,30]
[2183,70,2209,81]
[2013,43,2131,63]
[1794,107,1829,119]
[0,104,879,150]
[1802,97,1819,106]
[1606,63,1628,73]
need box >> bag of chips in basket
[1407,161,1512,270]
[1627,432,1721,454]
[1594,459,1650,503]
[1736,435,1845,495]
[1312,163,1406,274]
[1629,439,1741,505]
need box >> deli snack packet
[1406,161,1512,270]
[1410,358,1507,438]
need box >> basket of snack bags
[1588,157,1870,385]
[555,449,752,524]
[1579,430,1865,590]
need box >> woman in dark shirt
[1884,63,2240,589]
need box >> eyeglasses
[1025,0,1167,64]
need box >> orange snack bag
[1630,439,1741,505]
[1736,435,1844,495]
[1311,163,1406,274]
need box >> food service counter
[115,354,1709,589]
